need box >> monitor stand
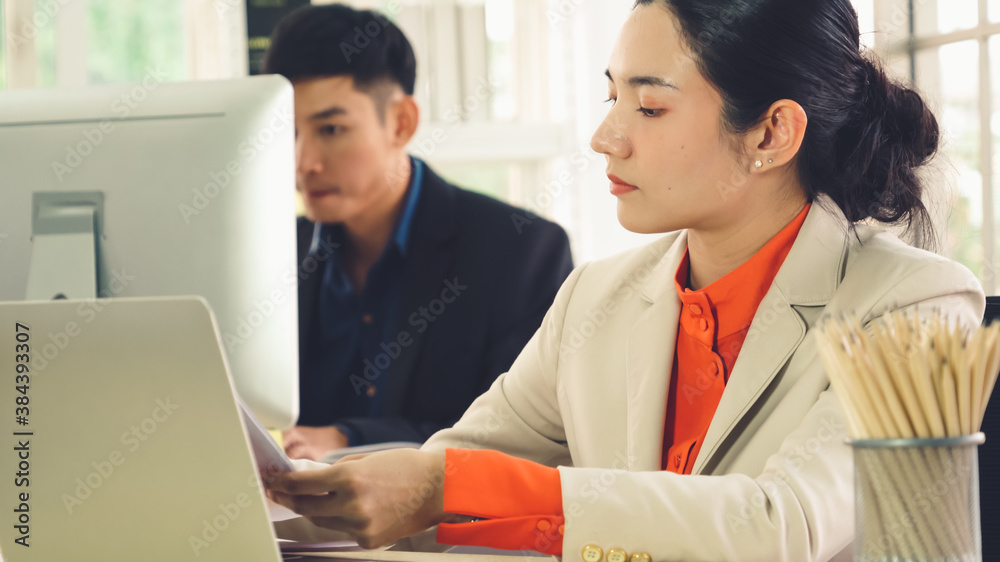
[24,191,104,301]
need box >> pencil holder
[850,433,985,562]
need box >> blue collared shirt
[300,157,425,430]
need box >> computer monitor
[0,76,299,429]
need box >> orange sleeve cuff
[436,448,564,555]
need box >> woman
[267,1,985,560]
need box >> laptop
[0,296,283,561]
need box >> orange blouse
[664,203,810,474]
[438,205,811,555]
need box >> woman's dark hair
[263,4,417,99]
[636,0,939,246]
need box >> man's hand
[265,449,448,549]
[283,426,350,460]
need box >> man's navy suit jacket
[296,164,574,445]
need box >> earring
[768,158,774,164]
[754,160,763,169]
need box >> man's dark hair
[263,4,417,101]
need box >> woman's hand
[265,448,448,549]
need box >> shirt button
[689,304,703,316]
[674,454,681,468]
[362,313,374,325]
[607,549,628,562]
[366,386,377,398]
[698,318,709,332]
[536,519,551,532]
[708,363,719,376]
[558,524,565,535]
[630,554,652,562]
[581,545,603,562]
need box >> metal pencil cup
[850,433,985,562]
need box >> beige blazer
[421,200,985,562]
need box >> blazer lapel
[691,200,849,474]
[690,289,806,474]
[625,232,688,471]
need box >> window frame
[877,0,999,293]
[1,0,247,89]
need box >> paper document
[238,395,296,475]
[320,442,421,464]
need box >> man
[263,4,574,460]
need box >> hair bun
[859,59,939,165]
[826,56,939,237]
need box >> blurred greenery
[87,0,186,84]
[34,0,56,86]
[947,195,984,280]
[24,0,186,87]
[944,95,984,280]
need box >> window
[855,0,875,49]
[2,0,244,89]
[87,0,187,85]
[35,0,61,87]
[888,0,1000,293]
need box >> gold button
[607,548,628,562]
[366,386,377,397]
[581,545,603,562]
[630,554,652,562]
[362,313,374,324]
[536,519,551,531]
